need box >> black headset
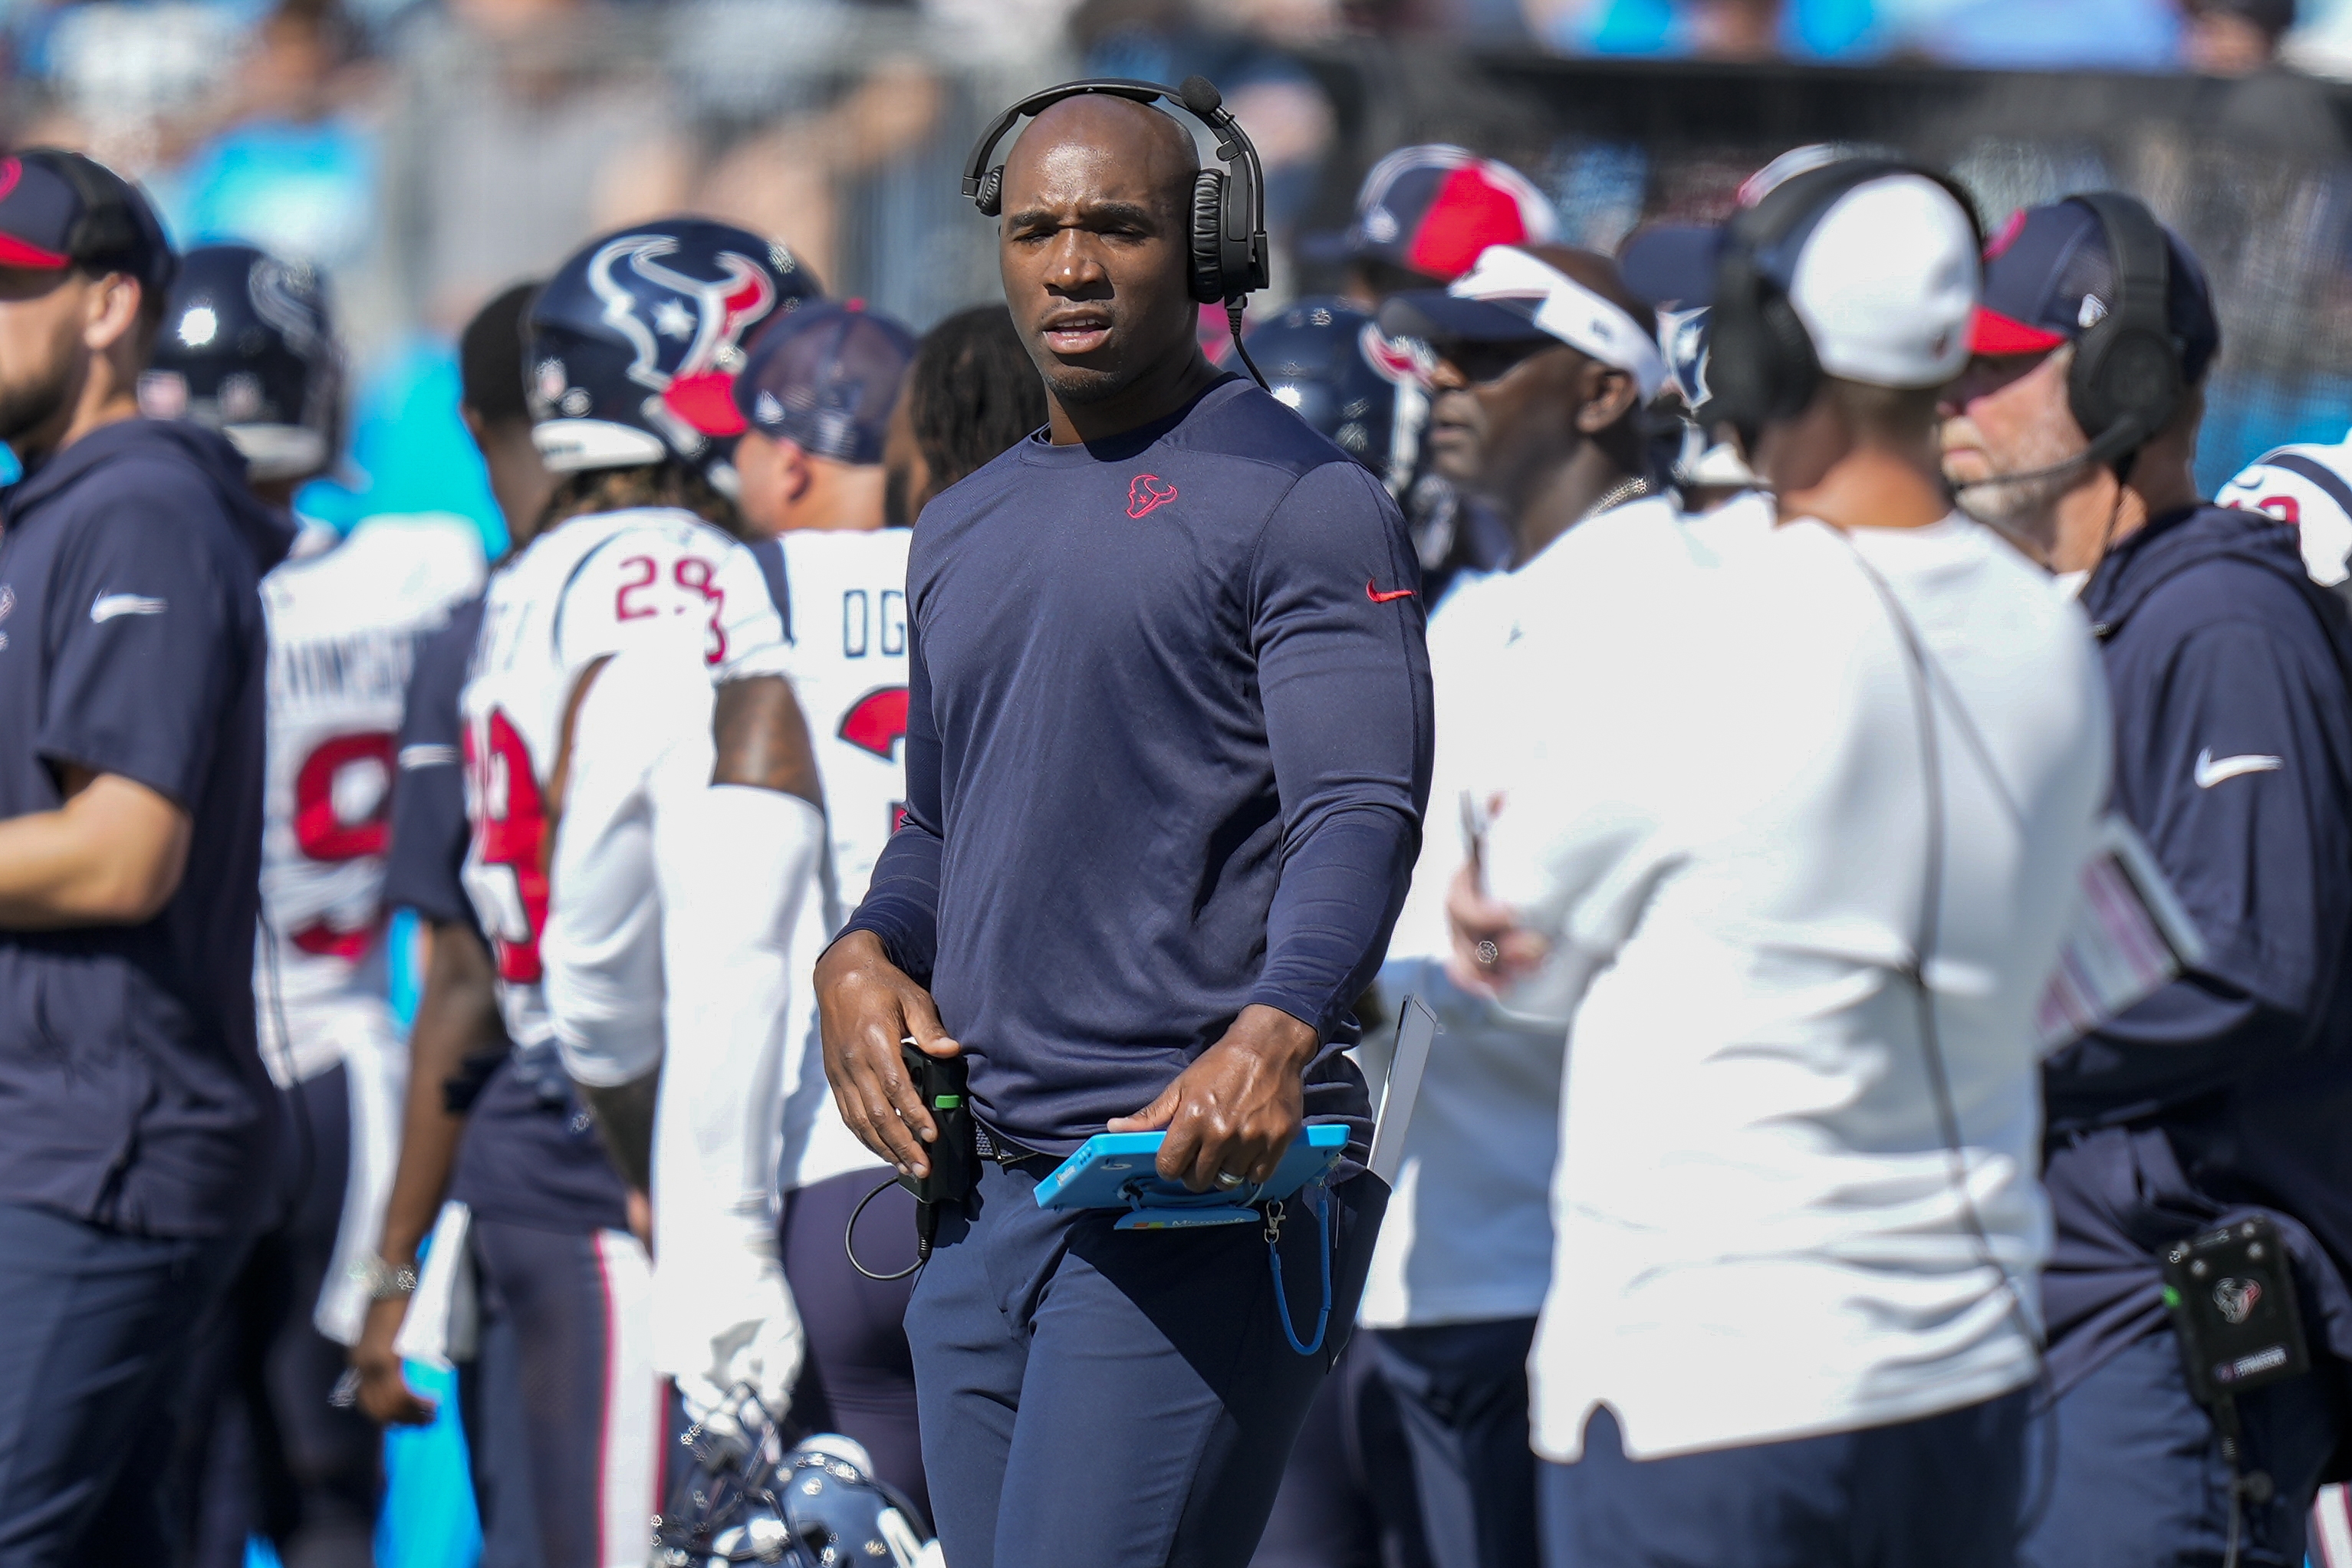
[2059,191,2183,472]
[962,76,1271,307]
[1707,156,1986,433]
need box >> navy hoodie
[0,419,293,1238]
[2042,504,2352,1392]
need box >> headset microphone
[1949,420,2146,492]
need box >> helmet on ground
[653,1387,931,1568]
[527,218,820,494]
[1242,295,1426,488]
[139,242,340,481]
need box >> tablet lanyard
[1265,1177,1334,1357]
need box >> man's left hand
[1110,1004,1320,1192]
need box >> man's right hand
[351,1294,436,1428]
[816,929,961,1179]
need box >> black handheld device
[846,1044,975,1284]
[2163,1217,2311,1404]
[896,1042,974,1208]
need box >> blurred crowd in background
[14,0,2352,543]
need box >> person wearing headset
[1943,198,2352,1567]
[1450,156,2110,1566]
[814,79,1429,1568]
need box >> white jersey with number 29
[459,506,791,1056]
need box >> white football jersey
[459,507,791,1052]
[257,514,485,1087]
[777,528,913,915]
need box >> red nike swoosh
[1367,580,1416,603]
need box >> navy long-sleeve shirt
[843,376,1433,1155]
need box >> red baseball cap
[1304,145,1558,284]
[0,149,176,294]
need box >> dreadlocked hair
[909,305,1048,493]
[534,459,748,541]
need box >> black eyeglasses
[1441,337,1558,386]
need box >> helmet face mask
[1247,297,1424,491]
[528,221,821,494]
[140,243,341,483]
[653,1389,931,1568]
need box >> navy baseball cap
[1971,197,2220,382]
[734,300,916,466]
[0,150,175,295]
[1303,145,1557,283]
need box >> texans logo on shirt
[586,233,780,452]
[1128,475,1179,519]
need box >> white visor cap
[1785,173,1980,391]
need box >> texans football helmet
[527,218,820,493]
[1653,304,1758,493]
[138,242,340,482]
[653,1387,933,1568]
[1243,296,1426,490]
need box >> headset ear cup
[1189,170,1225,304]
[2071,320,2182,452]
[977,166,1005,218]
[1758,294,1821,423]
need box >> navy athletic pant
[906,1153,1386,1568]
[2018,1330,2343,1568]
[0,1201,244,1566]
[1541,1391,2031,1568]
[461,1217,658,1568]
[180,1065,380,1568]
[778,1166,927,1522]
[1372,1317,1538,1568]
[1252,1331,1433,1568]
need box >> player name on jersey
[258,515,485,1087]
[779,527,913,919]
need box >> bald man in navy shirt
[817,87,1432,1568]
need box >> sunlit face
[1939,346,2090,528]
[0,265,93,451]
[995,99,1199,410]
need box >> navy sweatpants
[0,1202,244,1567]
[1542,1391,2031,1568]
[1372,1317,1538,1568]
[460,1218,659,1568]
[1252,1331,1433,1568]
[2019,1330,2343,1568]
[777,1166,927,1522]
[907,1155,1387,1568]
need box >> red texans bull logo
[1127,475,1179,519]
[587,233,779,455]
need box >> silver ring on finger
[1475,938,1501,968]
[1215,1171,1246,1191]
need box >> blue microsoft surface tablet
[1033,1123,1348,1229]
